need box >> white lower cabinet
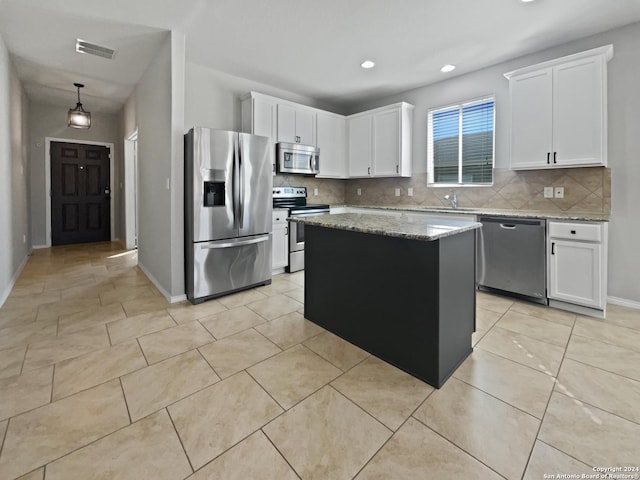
[272,209,289,271]
[548,221,607,311]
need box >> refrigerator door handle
[200,235,270,250]
[232,136,240,230]
[238,138,245,229]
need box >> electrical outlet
[407,187,414,197]
[357,188,362,196]
[554,187,564,199]
[544,187,553,198]
[23,234,26,244]
[395,188,401,197]
[313,187,319,196]
[165,178,170,190]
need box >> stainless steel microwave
[276,142,320,175]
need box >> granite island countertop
[289,213,481,241]
[333,204,610,222]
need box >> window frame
[427,95,496,187]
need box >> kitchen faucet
[444,192,457,209]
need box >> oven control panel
[272,187,307,198]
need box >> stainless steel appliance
[185,127,273,304]
[272,187,330,273]
[276,142,320,175]
[476,216,547,303]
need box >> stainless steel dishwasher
[476,216,546,302]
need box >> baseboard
[137,261,185,304]
[0,252,31,308]
[607,296,640,310]
[548,299,605,319]
[32,244,49,249]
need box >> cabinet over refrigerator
[185,127,273,304]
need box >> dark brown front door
[51,142,111,245]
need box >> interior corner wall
[349,22,640,305]
[0,33,30,306]
[28,102,123,246]
[134,32,174,299]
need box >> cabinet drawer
[548,222,602,242]
[272,209,288,224]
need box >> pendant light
[68,83,91,129]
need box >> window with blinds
[427,96,495,185]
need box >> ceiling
[2,0,640,113]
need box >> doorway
[124,129,138,250]
[45,138,115,247]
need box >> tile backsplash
[276,167,611,215]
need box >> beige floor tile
[0,419,6,452]
[497,310,572,347]
[286,271,304,286]
[453,348,555,418]
[254,311,324,349]
[45,410,192,480]
[0,344,27,379]
[523,441,592,480]
[303,330,369,371]
[107,311,176,344]
[283,286,304,303]
[44,273,96,292]
[573,316,640,352]
[248,344,341,409]
[264,385,391,480]
[99,284,156,306]
[36,297,100,321]
[53,341,147,401]
[476,326,565,375]
[199,329,281,378]
[22,324,110,371]
[556,358,640,424]
[187,430,298,480]
[121,295,170,317]
[16,468,44,480]
[216,288,268,309]
[472,328,487,346]
[59,279,115,299]
[356,417,503,480]
[0,306,38,329]
[0,319,58,351]
[138,321,215,364]
[566,335,640,382]
[414,377,539,479]
[332,356,433,431]
[255,276,299,297]
[199,305,266,339]
[57,303,126,335]
[510,301,577,327]
[167,300,227,324]
[476,307,503,331]
[476,292,513,314]
[603,304,640,331]
[168,371,283,470]
[0,380,130,479]
[246,294,303,320]
[121,349,220,421]
[112,274,153,288]
[0,366,53,421]
[7,283,45,298]
[539,392,640,468]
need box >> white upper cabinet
[505,45,612,170]
[277,104,316,146]
[347,103,413,178]
[316,111,346,178]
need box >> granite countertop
[290,213,481,241]
[334,204,610,222]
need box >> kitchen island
[292,213,481,388]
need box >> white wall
[0,33,30,306]
[28,102,123,246]
[131,30,185,301]
[184,62,343,132]
[350,22,640,304]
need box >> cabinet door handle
[553,152,557,164]
[547,152,550,164]
[368,167,371,175]
[551,242,555,255]
[396,165,399,174]
[285,226,288,236]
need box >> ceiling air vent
[75,39,116,60]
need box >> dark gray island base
[299,213,479,388]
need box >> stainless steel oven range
[272,187,330,273]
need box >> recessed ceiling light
[361,60,376,69]
[520,0,536,2]
[440,64,456,73]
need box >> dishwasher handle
[500,224,517,229]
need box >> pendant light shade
[68,83,91,129]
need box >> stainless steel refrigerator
[185,127,273,304]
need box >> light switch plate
[554,187,564,199]
[313,187,318,196]
[407,187,414,197]
[544,187,553,198]
[395,188,401,197]
[357,188,362,196]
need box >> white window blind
[428,96,495,185]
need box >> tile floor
[0,242,639,479]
